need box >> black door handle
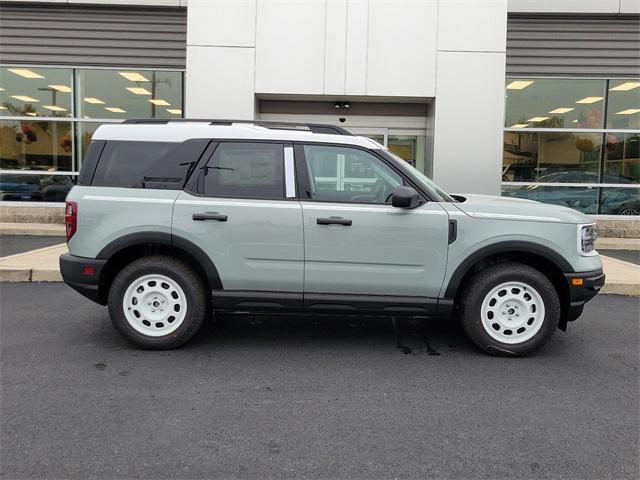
[317,217,352,226]
[193,212,228,222]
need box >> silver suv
[60,120,605,356]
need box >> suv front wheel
[458,262,560,356]
[108,255,207,349]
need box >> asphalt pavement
[0,235,64,258]
[1,283,638,479]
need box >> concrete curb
[0,268,62,282]
[0,243,66,282]
[0,222,65,236]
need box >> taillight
[65,201,77,242]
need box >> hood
[451,194,594,224]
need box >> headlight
[578,224,597,256]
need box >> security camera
[339,117,346,123]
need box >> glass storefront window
[503,131,601,182]
[604,133,639,183]
[503,77,640,215]
[505,78,606,129]
[0,120,73,171]
[76,69,183,119]
[0,65,184,202]
[606,80,640,130]
[0,66,73,118]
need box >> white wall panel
[366,0,437,97]
[185,46,255,119]
[187,0,255,47]
[324,0,348,95]
[438,0,507,52]
[255,0,325,94]
[507,0,620,13]
[432,51,506,195]
[345,0,369,95]
[621,0,640,13]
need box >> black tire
[107,255,207,349]
[458,262,560,357]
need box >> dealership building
[0,0,638,231]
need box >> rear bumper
[563,268,605,322]
[59,253,107,305]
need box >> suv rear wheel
[108,255,207,349]
[458,262,560,356]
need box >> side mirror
[391,186,421,209]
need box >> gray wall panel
[506,14,640,77]
[0,3,186,68]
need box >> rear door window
[91,139,208,189]
[196,142,285,199]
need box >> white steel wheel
[122,274,187,337]
[480,281,546,344]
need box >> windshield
[379,149,455,202]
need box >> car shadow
[187,313,479,357]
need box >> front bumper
[563,268,605,322]
[59,253,107,305]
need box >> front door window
[303,144,403,204]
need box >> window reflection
[502,184,599,214]
[0,172,74,202]
[0,66,73,117]
[76,69,183,119]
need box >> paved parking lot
[1,283,638,479]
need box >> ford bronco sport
[60,120,605,356]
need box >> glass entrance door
[349,128,427,174]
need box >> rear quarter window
[90,139,209,189]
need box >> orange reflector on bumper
[571,278,584,286]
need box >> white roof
[92,122,381,149]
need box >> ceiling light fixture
[48,84,72,93]
[510,124,529,128]
[166,108,182,115]
[0,106,6,110]
[25,112,37,116]
[527,116,549,122]
[0,87,4,91]
[127,87,152,95]
[506,80,534,90]
[84,97,105,104]
[148,99,170,106]
[616,108,640,115]
[8,68,44,79]
[43,105,67,112]
[609,82,640,92]
[105,107,126,113]
[575,96,603,104]
[11,95,39,102]
[549,107,574,114]
[119,72,150,82]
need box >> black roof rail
[121,118,353,136]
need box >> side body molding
[96,231,223,290]
[443,240,575,299]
